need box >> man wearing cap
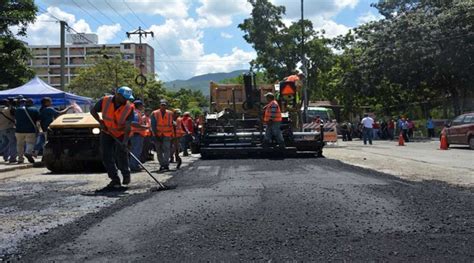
[129,100,149,172]
[15,98,40,164]
[151,99,174,171]
[91,87,134,189]
[263,93,285,149]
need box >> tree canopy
[240,0,473,119]
[0,0,37,89]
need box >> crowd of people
[0,96,72,164]
[338,115,437,145]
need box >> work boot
[24,153,35,164]
[163,166,170,171]
[105,180,122,189]
[159,166,165,172]
[122,175,131,185]
[17,159,24,164]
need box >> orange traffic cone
[440,131,449,150]
[398,131,405,146]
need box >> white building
[28,33,155,88]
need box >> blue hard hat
[116,86,134,100]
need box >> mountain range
[164,70,247,95]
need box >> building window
[124,44,131,49]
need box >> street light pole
[301,0,308,126]
[60,21,66,90]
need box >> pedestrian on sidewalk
[91,87,134,189]
[388,118,395,140]
[0,99,17,163]
[129,100,148,172]
[151,99,174,171]
[15,98,39,164]
[407,118,414,139]
[426,116,435,138]
[361,114,374,145]
[401,118,410,142]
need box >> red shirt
[182,116,194,134]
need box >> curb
[0,164,34,173]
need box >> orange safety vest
[153,109,174,137]
[130,109,148,137]
[174,117,186,138]
[143,116,152,137]
[263,100,282,123]
[101,95,133,138]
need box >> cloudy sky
[23,0,382,81]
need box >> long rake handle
[128,150,167,189]
[105,130,167,189]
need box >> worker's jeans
[129,134,144,171]
[100,133,130,183]
[155,136,171,167]
[264,122,285,146]
[0,128,17,162]
[181,134,192,153]
[363,127,373,145]
[15,133,36,162]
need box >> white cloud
[311,17,351,38]
[97,24,122,44]
[220,32,233,39]
[357,11,383,25]
[43,0,190,18]
[272,0,355,38]
[72,19,92,33]
[272,0,358,19]
[196,0,251,27]
[22,6,120,45]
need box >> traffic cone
[440,131,449,150]
[398,131,405,146]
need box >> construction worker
[263,93,285,149]
[129,100,148,172]
[171,109,185,167]
[90,87,134,189]
[151,99,174,171]
[181,112,194,156]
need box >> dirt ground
[324,140,474,187]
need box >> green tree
[0,0,37,89]
[68,54,140,98]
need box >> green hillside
[164,70,248,95]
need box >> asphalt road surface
[8,157,474,262]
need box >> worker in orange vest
[151,99,174,171]
[129,100,149,172]
[170,109,185,166]
[90,86,134,189]
[263,92,285,149]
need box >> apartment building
[28,33,155,88]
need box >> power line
[105,0,134,28]
[70,0,103,25]
[86,0,115,24]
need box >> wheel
[469,137,474,150]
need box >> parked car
[443,112,474,149]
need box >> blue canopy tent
[0,76,92,106]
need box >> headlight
[92,128,101,135]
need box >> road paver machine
[199,73,324,158]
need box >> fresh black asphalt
[6,157,474,261]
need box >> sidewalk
[324,140,474,187]
[0,157,42,173]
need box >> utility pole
[301,0,308,126]
[126,27,154,76]
[60,21,66,90]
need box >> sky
[22,0,383,82]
